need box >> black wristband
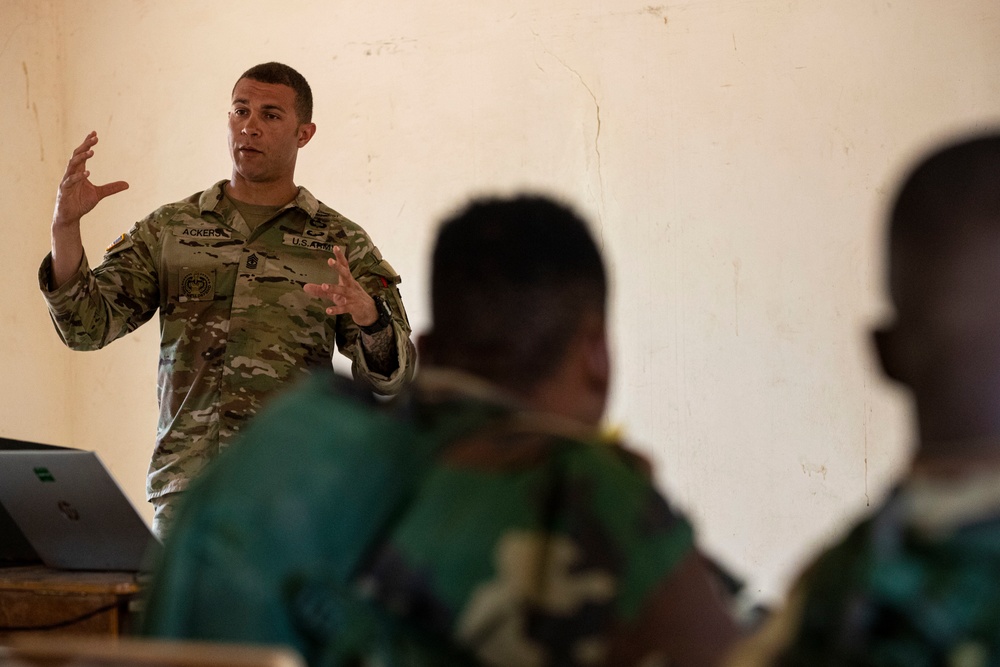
[359,295,392,335]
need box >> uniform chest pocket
[176,268,217,302]
[275,234,337,283]
[163,224,241,303]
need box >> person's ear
[873,325,907,385]
[582,316,610,390]
[297,122,317,148]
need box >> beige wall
[2,3,73,448]
[3,0,999,602]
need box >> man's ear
[581,315,610,390]
[297,122,317,148]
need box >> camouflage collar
[414,367,609,445]
[198,180,321,219]
[415,367,525,411]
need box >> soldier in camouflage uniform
[727,134,1000,667]
[141,196,739,666]
[39,63,415,538]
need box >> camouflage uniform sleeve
[38,219,160,350]
[336,247,416,396]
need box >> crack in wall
[530,30,606,239]
[561,58,605,209]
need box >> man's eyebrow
[231,98,288,113]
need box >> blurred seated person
[142,195,739,666]
[728,132,1000,666]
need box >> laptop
[0,502,40,566]
[0,448,160,571]
[0,437,70,566]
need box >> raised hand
[49,132,129,289]
[53,131,129,228]
[303,246,379,327]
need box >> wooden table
[0,565,142,640]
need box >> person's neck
[226,177,298,206]
[906,389,1000,475]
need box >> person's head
[227,63,316,192]
[874,132,1000,442]
[235,62,313,124]
[422,195,610,424]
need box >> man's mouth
[238,146,262,155]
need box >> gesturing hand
[54,131,129,228]
[303,246,379,327]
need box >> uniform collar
[413,367,608,445]
[198,180,321,219]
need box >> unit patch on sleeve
[104,232,133,256]
[106,233,127,252]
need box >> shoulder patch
[106,233,128,253]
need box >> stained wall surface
[3,0,999,601]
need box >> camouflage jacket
[142,368,695,666]
[730,471,1000,667]
[39,181,415,499]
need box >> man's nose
[240,114,262,136]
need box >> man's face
[227,78,314,185]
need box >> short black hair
[235,62,313,124]
[426,195,607,391]
[890,132,1000,246]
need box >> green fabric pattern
[775,481,1000,667]
[142,369,694,666]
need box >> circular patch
[182,271,212,299]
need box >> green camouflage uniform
[38,181,415,501]
[141,368,695,666]
[732,473,1000,667]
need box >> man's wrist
[359,295,393,335]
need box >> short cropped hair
[235,62,313,124]
[427,195,607,391]
[890,132,1000,244]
